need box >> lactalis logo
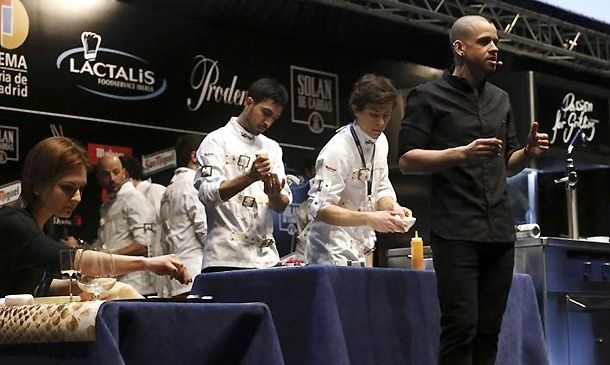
[0,0,29,50]
[56,32,167,101]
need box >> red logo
[87,143,133,164]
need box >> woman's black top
[0,206,62,297]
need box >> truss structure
[311,0,610,77]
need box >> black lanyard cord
[349,124,375,196]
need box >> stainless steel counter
[515,237,610,365]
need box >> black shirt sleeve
[399,87,435,156]
[504,107,522,165]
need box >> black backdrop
[2,0,610,244]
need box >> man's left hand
[392,204,412,219]
[263,173,285,196]
[525,121,550,157]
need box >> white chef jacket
[194,117,293,269]
[136,179,166,214]
[98,181,155,294]
[306,122,397,265]
[135,179,166,294]
[294,198,311,261]
[159,167,206,297]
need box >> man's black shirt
[399,70,520,242]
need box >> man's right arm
[195,135,271,203]
[399,138,503,175]
[399,147,466,175]
[316,204,404,233]
[218,174,257,201]
[218,155,271,201]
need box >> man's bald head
[97,152,126,192]
[449,15,493,45]
[98,152,121,168]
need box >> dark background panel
[1,0,610,247]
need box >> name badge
[242,196,256,208]
[357,168,371,182]
[237,155,251,168]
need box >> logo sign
[0,180,21,206]
[87,143,133,164]
[550,92,600,145]
[0,0,28,98]
[536,83,609,156]
[142,147,176,175]
[187,54,248,111]
[0,124,18,163]
[0,0,29,50]
[290,66,339,134]
[279,203,299,236]
[56,32,167,101]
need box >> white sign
[0,125,19,164]
[142,148,176,175]
[56,32,167,101]
[0,180,21,206]
[550,93,600,144]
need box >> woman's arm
[76,250,191,284]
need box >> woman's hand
[144,255,192,284]
[60,236,79,248]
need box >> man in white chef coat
[195,78,292,272]
[120,155,166,294]
[306,74,412,266]
[159,134,206,297]
[96,152,156,294]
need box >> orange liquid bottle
[411,231,424,270]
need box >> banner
[142,147,176,175]
[0,125,19,164]
[0,180,21,206]
[536,82,609,156]
[290,66,340,134]
[87,143,133,164]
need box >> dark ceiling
[124,0,610,89]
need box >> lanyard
[349,123,375,196]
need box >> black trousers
[431,233,515,365]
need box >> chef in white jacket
[306,74,412,266]
[96,153,156,294]
[120,155,166,294]
[194,78,292,272]
[159,134,206,297]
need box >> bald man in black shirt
[399,15,549,365]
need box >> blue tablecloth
[191,266,548,365]
[0,301,284,365]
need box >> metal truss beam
[311,0,610,77]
